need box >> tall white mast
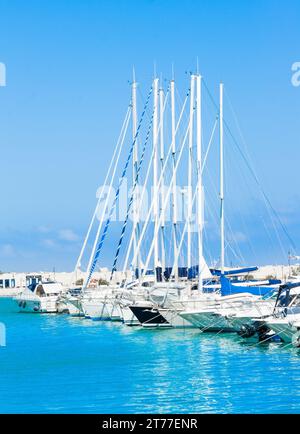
[132,69,139,277]
[128,86,190,279]
[159,84,165,278]
[73,107,131,285]
[82,106,131,290]
[220,82,225,274]
[153,77,159,280]
[170,78,178,282]
[141,108,195,281]
[196,74,203,291]
[187,74,195,273]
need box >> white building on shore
[0,264,299,298]
[0,268,132,297]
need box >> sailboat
[247,281,300,344]
[123,73,218,328]
[61,69,286,334]
[179,82,282,332]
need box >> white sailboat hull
[57,296,84,316]
[158,308,197,328]
[266,315,300,343]
[119,305,140,326]
[82,299,122,321]
[180,310,235,332]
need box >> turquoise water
[1,297,300,414]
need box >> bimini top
[34,282,64,296]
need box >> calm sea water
[1,297,300,413]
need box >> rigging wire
[84,85,154,288]
[203,78,296,254]
[110,103,156,280]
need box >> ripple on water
[1,298,300,413]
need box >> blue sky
[0,0,299,271]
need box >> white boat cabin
[34,282,64,297]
